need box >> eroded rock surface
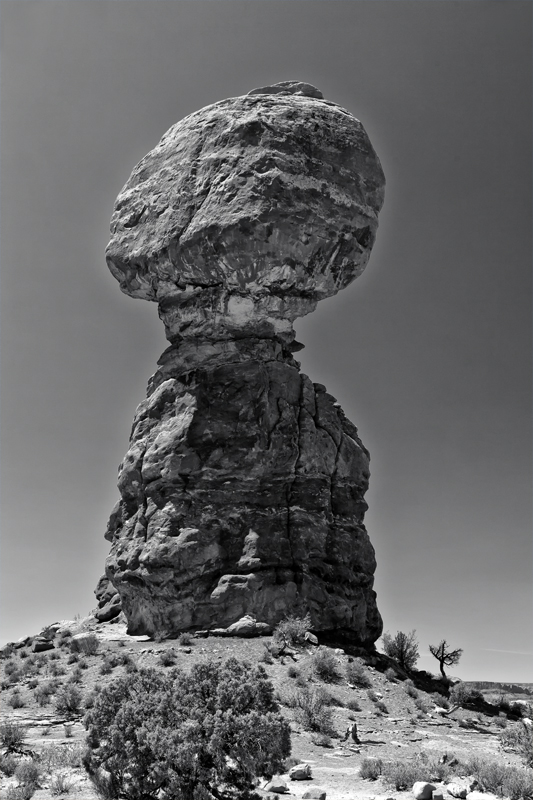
[98,82,385,644]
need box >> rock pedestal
[97,81,385,644]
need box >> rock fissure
[96,82,385,644]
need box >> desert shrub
[493,715,507,728]
[49,663,66,677]
[375,700,388,713]
[501,766,533,799]
[27,678,39,689]
[346,698,361,712]
[5,784,36,800]
[70,634,99,656]
[311,648,340,682]
[0,722,27,753]
[18,650,28,660]
[382,759,424,789]
[158,648,177,667]
[311,733,334,748]
[500,721,533,767]
[5,659,18,674]
[258,647,273,665]
[68,667,83,684]
[287,665,300,679]
[34,681,55,706]
[39,743,85,771]
[49,651,60,660]
[83,658,291,800]
[345,660,371,688]
[14,759,41,788]
[67,653,79,665]
[124,658,138,673]
[367,689,378,702]
[359,757,383,780]
[382,630,419,672]
[8,691,25,708]
[449,681,478,711]
[50,770,75,796]
[178,632,192,646]
[431,691,449,708]
[414,696,430,712]
[99,660,113,675]
[0,752,18,776]
[273,613,312,647]
[55,685,83,716]
[384,667,397,682]
[288,686,334,734]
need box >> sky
[0,0,531,683]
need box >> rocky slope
[97,81,386,643]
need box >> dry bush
[274,613,312,647]
[70,634,99,656]
[0,721,27,753]
[311,648,340,682]
[359,757,383,780]
[500,722,533,767]
[50,770,75,796]
[382,759,424,790]
[288,686,334,734]
[345,660,371,688]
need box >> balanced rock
[98,82,385,643]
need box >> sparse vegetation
[384,666,397,682]
[5,783,36,800]
[375,699,389,713]
[178,632,192,646]
[382,629,419,672]
[346,698,361,712]
[403,678,418,698]
[0,752,18,776]
[311,732,334,748]
[14,759,41,789]
[500,721,533,767]
[382,758,424,789]
[158,648,177,666]
[8,690,26,708]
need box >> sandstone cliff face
[99,81,385,644]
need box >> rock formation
[97,81,385,644]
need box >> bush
[403,678,418,698]
[5,784,36,800]
[0,752,18,776]
[367,689,378,702]
[375,700,388,713]
[70,634,99,656]
[311,648,340,682]
[311,733,334,748]
[449,681,478,711]
[5,659,18,674]
[68,667,83,684]
[345,660,371,688]
[83,658,291,800]
[346,698,361,712]
[14,759,41,788]
[50,770,75,796]
[384,667,397,682]
[287,665,300,679]
[55,685,83,716]
[39,743,85,772]
[0,722,27,752]
[415,696,430,713]
[34,681,55,706]
[382,630,419,672]
[8,691,25,708]
[67,653,79,664]
[178,632,192,646]
[289,686,334,734]
[382,759,424,789]
[158,648,177,667]
[500,721,533,767]
[274,613,312,647]
[359,757,383,780]
[431,691,449,708]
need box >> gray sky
[1,0,531,682]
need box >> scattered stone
[226,615,259,637]
[99,82,385,643]
[195,630,209,638]
[447,783,468,799]
[302,789,326,800]
[265,779,289,793]
[32,637,55,653]
[305,632,319,645]
[432,793,444,800]
[289,763,312,780]
[412,782,436,800]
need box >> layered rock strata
[98,81,385,644]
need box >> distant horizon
[1,1,531,683]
